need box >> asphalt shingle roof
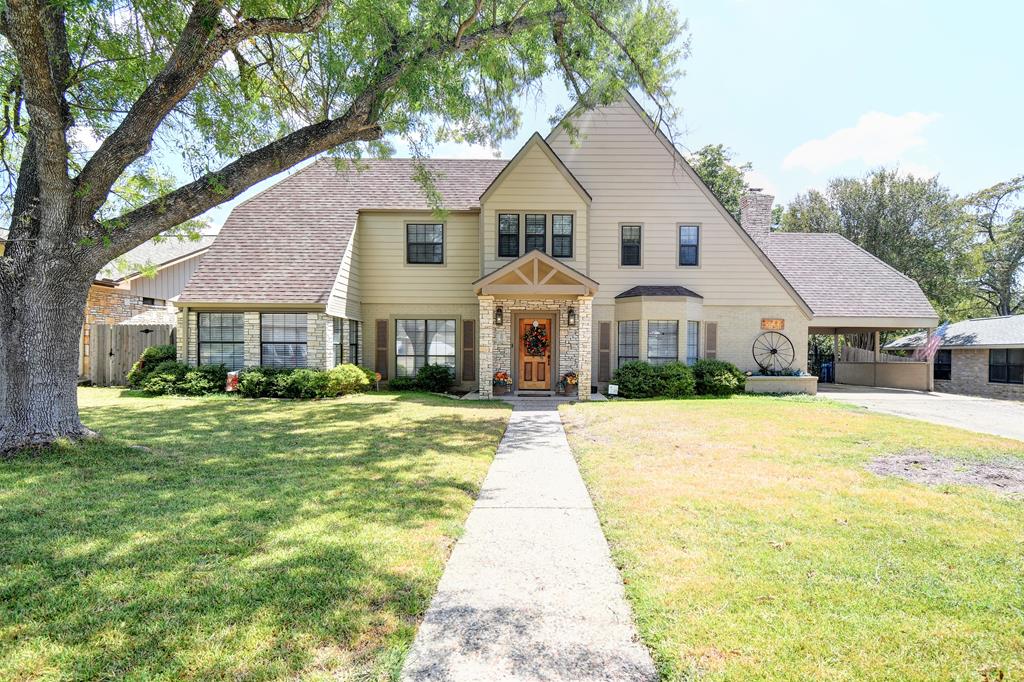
[100,235,216,281]
[615,285,703,299]
[764,232,937,319]
[179,158,507,304]
[886,315,1024,349]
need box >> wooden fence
[89,323,175,386]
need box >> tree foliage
[688,143,750,219]
[779,168,976,320]
[963,176,1024,316]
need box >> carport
[809,318,938,392]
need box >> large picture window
[621,225,641,266]
[396,319,456,377]
[525,213,547,253]
[989,348,1023,384]
[686,321,700,365]
[198,312,244,370]
[552,214,573,258]
[617,320,639,365]
[647,321,679,366]
[678,225,699,266]
[406,223,444,264]
[934,349,951,381]
[498,213,520,258]
[261,313,307,368]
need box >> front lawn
[561,396,1024,681]
[0,388,509,681]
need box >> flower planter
[745,375,818,395]
[557,385,578,397]
[493,384,510,396]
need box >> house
[82,235,216,377]
[886,315,1024,399]
[175,94,938,398]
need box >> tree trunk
[0,260,95,455]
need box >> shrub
[693,358,745,396]
[179,364,228,396]
[274,368,331,399]
[126,344,177,388]
[359,366,379,386]
[238,368,273,398]
[326,363,371,395]
[140,360,189,395]
[387,375,419,391]
[416,363,454,393]
[612,361,663,398]
[657,362,696,398]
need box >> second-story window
[498,213,519,258]
[552,214,573,258]
[678,225,699,266]
[621,225,641,266]
[525,214,546,253]
[406,223,444,264]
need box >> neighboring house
[175,94,938,398]
[887,315,1024,400]
[81,235,216,377]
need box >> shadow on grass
[0,393,510,679]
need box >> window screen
[396,319,456,377]
[686,321,700,365]
[618,320,639,365]
[621,225,641,266]
[261,313,307,368]
[552,214,573,257]
[989,348,1024,384]
[525,214,546,253]
[198,312,244,371]
[678,225,699,266]
[498,213,519,258]
[934,349,951,381]
[406,223,444,264]
[647,321,679,365]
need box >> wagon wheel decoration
[752,332,796,372]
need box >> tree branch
[74,0,334,223]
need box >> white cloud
[895,162,938,179]
[782,111,939,173]
[743,169,779,198]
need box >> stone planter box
[745,375,819,395]
[493,384,511,396]
[557,385,579,397]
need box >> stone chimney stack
[739,189,774,244]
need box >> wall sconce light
[567,306,577,327]
[494,306,504,326]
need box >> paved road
[401,404,655,681]
[820,384,1024,443]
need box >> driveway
[820,384,1024,442]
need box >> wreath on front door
[522,323,550,356]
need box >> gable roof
[764,233,937,320]
[99,235,216,281]
[479,132,591,204]
[615,285,702,299]
[179,158,507,304]
[886,315,1024,350]
[473,248,599,296]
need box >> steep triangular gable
[546,92,813,318]
[474,249,598,296]
[480,132,591,205]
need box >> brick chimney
[739,189,774,245]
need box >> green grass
[0,388,510,681]
[560,396,1024,681]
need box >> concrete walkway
[402,403,656,681]
[820,383,1024,442]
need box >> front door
[518,317,553,391]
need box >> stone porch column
[478,296,495,398]
[576,296,593,401]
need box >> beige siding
[357,211,480,306]
[327,226,362,320]
[127,255,203,301]
[548,100,798,308]
[480,143,588,275]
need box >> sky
[197,0,1024,227]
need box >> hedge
[611,358,742,398]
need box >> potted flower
[557,371,579,396]
[493,370,511,396]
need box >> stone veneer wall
[938,348,1024,400]
[178,310,338,370]
[478,295,592,399]
[82,284,165,377]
